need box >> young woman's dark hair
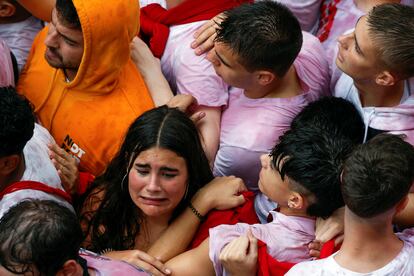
[0,200,82,275]
[80,106,213,252]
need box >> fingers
[308,240,322,259]
[133,252,171,276]
[247,229,258,257]
[189,111,206,124]
[191,15,222,55]
[334,234,344,246]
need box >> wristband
[188,202,205,222]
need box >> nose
[146,173,162,192]
[337,33,352,50]
[260,154,269,168]
[207,49,220,67]
[44,25,59,48]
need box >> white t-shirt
[286,228,414,276]
[0,124,73,218]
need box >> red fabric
[140,0,252,58]
[257,239,340,276]
[0,180,72,204]
[189,190,340,274]
[77,172,95,196]
[190,191,259,248]
[317,0,341,42]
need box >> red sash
[0,180,72,204]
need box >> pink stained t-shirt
[80,249,149,275]
[213,32,330,191]
[319,0,414,78]
[209,210,315,276]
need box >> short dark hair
[342,134,414,218]
[0,200,82,275]
[0,86,35,158]
[216,1,303,77]
[56,0,81,30]
[290,97,365,144]
[270,97,364,218]
[367,4,414,79]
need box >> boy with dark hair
[334,3,414,145]
[163,97,362,276]
[0,86,73,218]
[210,1,329,193]
[0,199,149,275]
[288,134,414,275]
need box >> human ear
[375,71,396,86]
[56,260,83,276]
[395,195,409,214]
[0,1,16,17]
[0,155,20,177]
[256,71,276,86]
[287,192,304,210]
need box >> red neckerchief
[0,180,72,204]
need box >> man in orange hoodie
[17,0,154,176]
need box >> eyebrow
[135,164,179,172]
[354,17,364,56]
[51,9,79,45]
[215,50,231,67]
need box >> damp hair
[215,0,303,77]
[342,134,414,218]
[79,106,213,252]
[0,200,82,275]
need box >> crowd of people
[1,0,414,275]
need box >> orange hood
[18,0,154,175]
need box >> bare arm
[148,176,247,261]
[166,238,215,276]
[130,37,173,106]
[17,0,54,22]
[195,106,221,166]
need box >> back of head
[0,86,35,158]
[56,0,81,29]
[367,3,414,79]
[342,134,414,218]
[216,0,303,77]
[0,199,82,275]
[290,97,365,144]
[271,97,364,218]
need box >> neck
[244,65,302,99]
[354,0,401,13]
[136,215,170,251]
[354,79,404,107]
[64,69,78,82]
[335,208,403,273]
[279,206,311,218]
[0,154,25,192]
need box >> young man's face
[336,16,383,81]
[44,8,84,73]
[207,42,254,89]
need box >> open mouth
[140,196,167,205]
